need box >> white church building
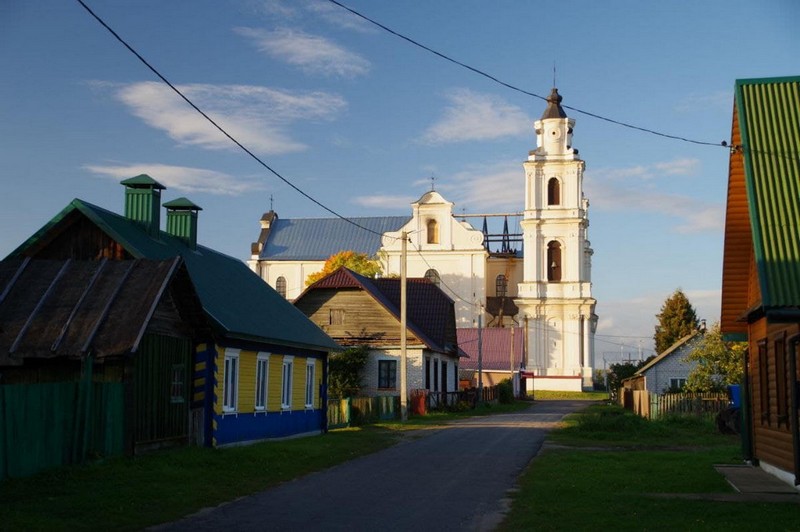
[248,88,597,391]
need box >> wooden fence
[622,390,729,420]
[327,385,502,428]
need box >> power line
[75,0,391,240]
[327,0,727,149]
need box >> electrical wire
[75,0,393,240]
[326,0,727,149]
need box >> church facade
[249,88,597,391]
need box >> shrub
[498,379,514,404]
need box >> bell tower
[515,88,597,390]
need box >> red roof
[457,327,524,371]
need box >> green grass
[0,426,398,531]
[530,389,608,400]
[502,405,799,531]
[0,400,531,530]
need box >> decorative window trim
[547,177,561,206]
[255,352,270,411]
[281,356,294,410]
[223,349,240,413]
[305,359,316,409]
[427,218,439,244]
[170,364,186,404]
[547,240,562,282]
[424,269,441,287]
[495,274,508,297]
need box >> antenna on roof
[269,194,274,212]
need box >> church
[248,88,598,391]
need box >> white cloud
[586,158,723,233]
[111,81,346,154]
[422,89,530,144]
[303,0,376,33]
[436,161,524,212]
[83,163,266,196]
[352,194,417,209]
[236,27,369,77]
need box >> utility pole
[510,326,515,396]
[400,230,408,421]
[477,309,483,404]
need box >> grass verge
[501,404,799,531]
[0,400,531,530]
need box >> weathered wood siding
[24,213,131,260]
[294,288,423,347]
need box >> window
[424,269,440,287]
[441,361,448,392]
[378,360,397,389]
[496,274,508,297]
[547,177,560,205]
[758,340,769,425]
[275,276,287,298]
[427,219,439,244]
[255,353,269,411]
[305,360,316,408]
[775,335,788,426]
[282,356,294,409]
[170,364,186,403]
[547,241,562,282]
[330,308,345,325]
[223,350,239,412]
[669,378,686,391]
[425,357,431,389]
[433,359,439,392]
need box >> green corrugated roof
[737,76,800,308]
[7,199,340,353]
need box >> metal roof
[736,76,800,309]
[261,216,409,261]
[456,327,524,371]
[7,199,341,353]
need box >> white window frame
[255,352,270,411]
[305,359,316,409]
[281,356,294,410]
[223,349,240,413]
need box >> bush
[498,379,514,404]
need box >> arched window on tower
[547,177,560,206]
[547,241,562,282]
[496,274,507,297]
[427,219,439,244]
[276,276,287,298]
[424,269,441,287]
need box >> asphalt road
[155,400,586,532]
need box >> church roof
[261,216,409,261]
[541,87,568,119]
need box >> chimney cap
[163,197,203,211]
[121,174,166,190]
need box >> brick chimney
[121,174,166,237]
[163,197,202,250]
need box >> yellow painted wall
[215,347,325,414]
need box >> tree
[305,250,382,286]
[328,345,370,398]
[653,289,699,354]
[684,322,746,392]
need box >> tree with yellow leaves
[305,250,382,286]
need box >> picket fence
[622,390,729,420]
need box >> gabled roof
[456,327,523,371]
[0,258,204,365]
[7,200,340,353]
[721,76,800,335]
[296,267,458,355]
[635,330,701,376]
[261,216,409,261]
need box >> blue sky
[1,0,797,361]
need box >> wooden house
[5,175,340,450]
[0,257,207,478]
[625,331,703,394]
[720,76,800,487]
[293,267,461,398]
